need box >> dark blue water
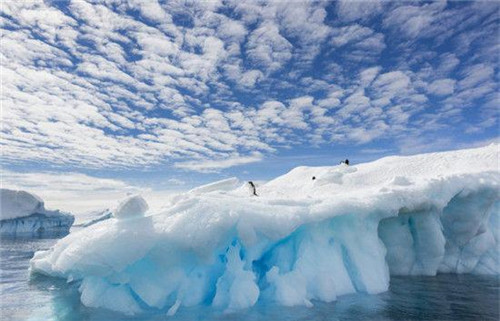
[1,238,499,321]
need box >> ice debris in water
[30,144,500,315]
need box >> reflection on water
[1,238,498,321]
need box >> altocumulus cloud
[1,0,498,173]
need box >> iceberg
[30,145,500,315]
[77,209,113,228]
[1,189,74,238]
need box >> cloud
[336,0,385,22]
[330,25,386,62]
[166,178,186,186]
[383,2,447,39]
[239,69,264,88]
[174,154,263,172]
[427,79,456,96]
[371,71,411,107]
[359,66,381,87]
[1,0,498,175]
[246,21,293,72]
[457,63,494,90]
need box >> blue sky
[1,0,499,210]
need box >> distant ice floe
[1,189,74,238]
[30,144,500,315]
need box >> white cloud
[1,0,497,175]
[359,66,381,87]
[370,71,411,107]
[336,0,384,22]
[166,178,186,186]
[437,53,460,74]
[331,25,374,47]
[174,154,263,172]
[330,24,386,61]
[427,79,456,96]
[383,2,447,39]
[457,63,494,90]
[246,21,293,72]
[239,69,264,88]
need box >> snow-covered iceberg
[1,189,74,238]
[30,145,499,315]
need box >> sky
[1,0,499,213]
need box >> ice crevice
[29,145,500,315]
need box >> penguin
[248,181,258,196]
[340,159,350,166]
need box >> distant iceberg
[76,209,113,228]
[1,189,74,238]
[30,145,500,315]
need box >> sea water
[1,238,498,321]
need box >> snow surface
[30,144,500,315]
[114,195,149,220]
[1,189,44,220]
[1,189,74,237]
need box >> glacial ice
[1,189,74,237]
[30,145,499,315]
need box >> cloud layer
[2,1,498,172]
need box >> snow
[1,189,44,220]
[30,144,500,315]
[114,195,149,220]
[1,189,74,237]
[187,177,240,195]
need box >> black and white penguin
[248,181,258,196]
[340,159,350,166]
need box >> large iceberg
[1,189,74,237]
[30,145,499,315]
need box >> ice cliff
[30,145,499,315]
[1,189,74,237]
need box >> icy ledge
[30,145,499,315]
[1,189,74,238]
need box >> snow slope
[1,189,74,237]
[30,145,499,315]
